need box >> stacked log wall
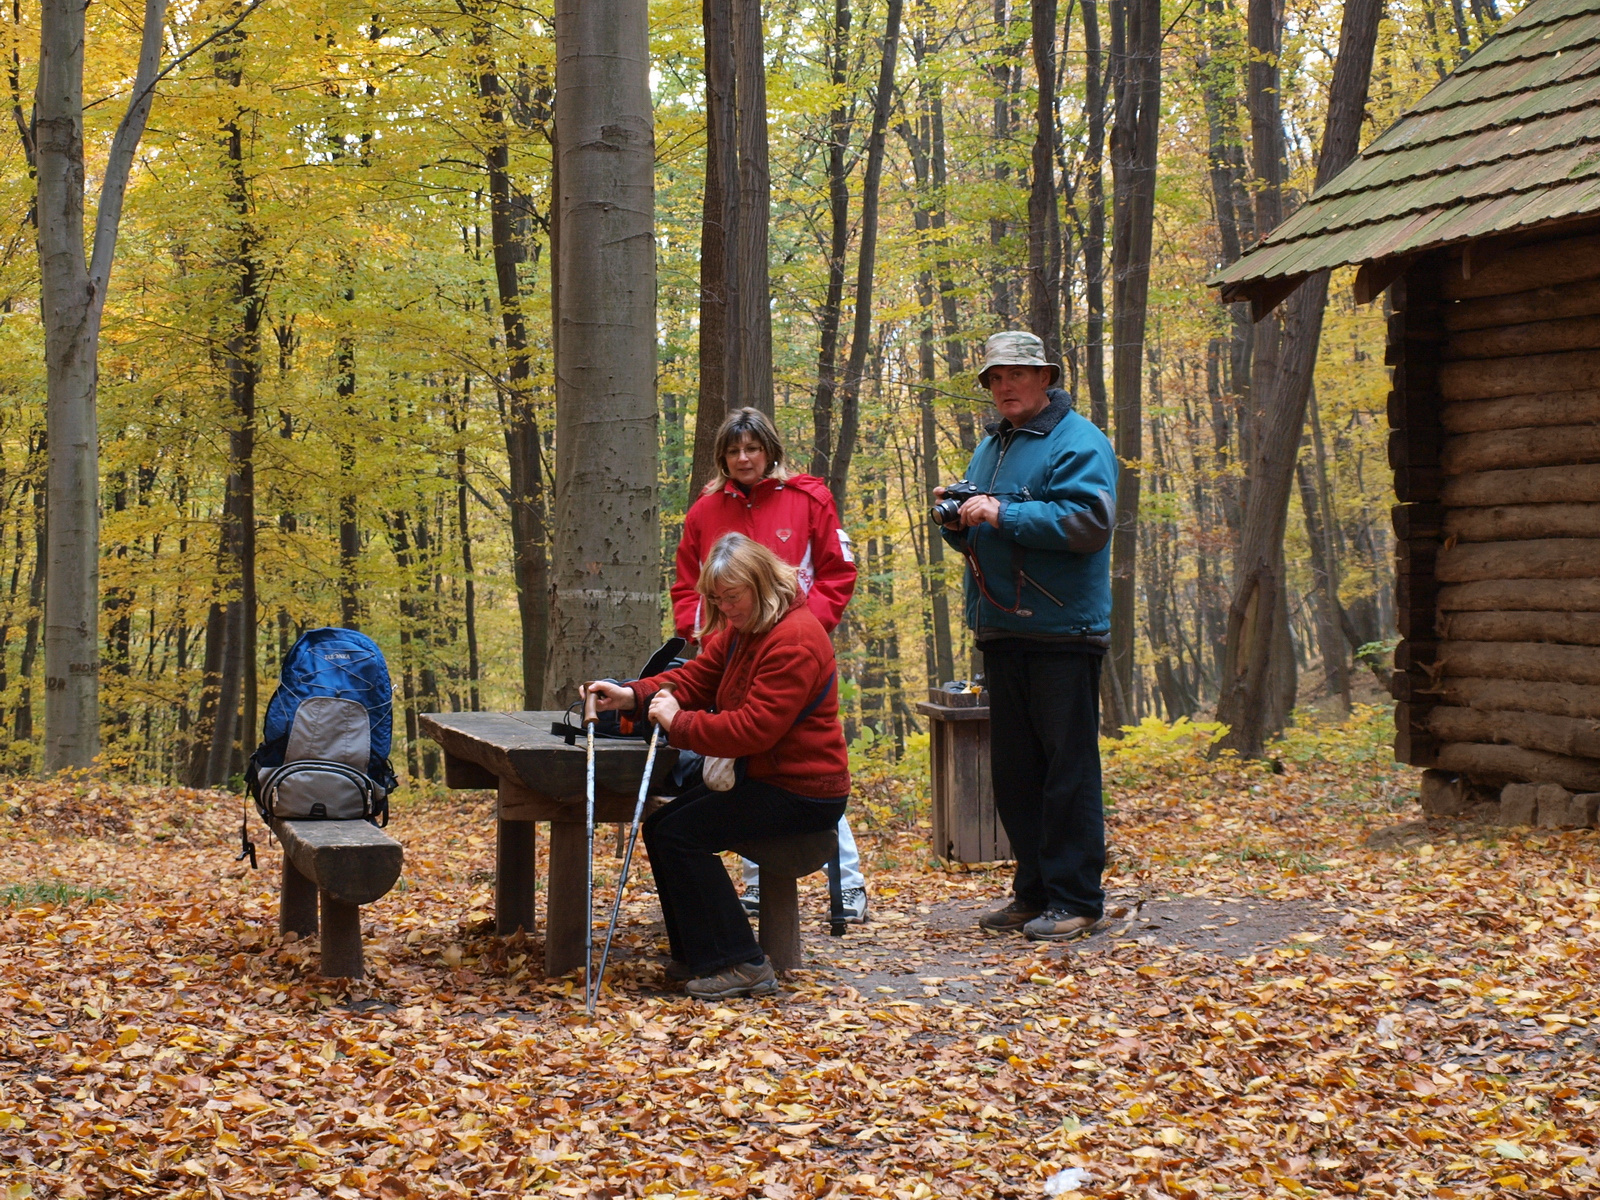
[1390,228,1600,790]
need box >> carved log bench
[731,829,846,973]
[270,817,403,979]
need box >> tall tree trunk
[35,0,167,769]
[475,18,550,708]
[1214,0,1382,757]
[336,323,361,628]
[689,0,740,497]
[1027,0,1061,359]
[1104,0,1161,731]
[1081,0,1108,430]
[810,0,853,480]
[453,387,481,711]
[1297,444,1351,711]
[827,0,903,513]
[732,0,774,412]
[988,0,1020,326]
[547,0,659,702]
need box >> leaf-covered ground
[3,706,1599,1199]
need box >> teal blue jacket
[941,390,1117,646]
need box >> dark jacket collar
[984,388,1074,437]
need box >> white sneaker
[841,886,869,924]
[740,887,760,917]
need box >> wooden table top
[419,710,679,798]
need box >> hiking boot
[686,958,779,1001]
[978,898,1043,933]
[740,886,761,917]
[840,886,869,924]
[1023,909,1102,942]
[661,959,695,982]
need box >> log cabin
[1212,0,1600,822]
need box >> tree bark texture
[1213,0,1381,757]
[1105,0,1162,730]
[1027,0,1060,360]
[826,0,902,514]
[36,0,167,769]
[547,0,659,705]
[690,0,740,498]
[1081,0,1108,429]
[810,0,852,480]
[732,0,773,412]
[475,25,550,708]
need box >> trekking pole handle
[583,690,598,729]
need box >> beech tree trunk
[826,0,903,513]
[547,0,659,702]
[1214,0,1382,757]
[1104,0,1162,731]
[36,0,167,770]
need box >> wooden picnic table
[418,710,679,978]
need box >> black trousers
[642,778,846,974]
[983,645,1106,918]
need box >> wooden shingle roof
[1213,0,1600,307]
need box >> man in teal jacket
[938,331,1117,941]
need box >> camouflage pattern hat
[977,330,1061,388]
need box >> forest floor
[3,707,1599,1199]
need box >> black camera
[930,479,985,526]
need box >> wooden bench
[270,817,403,979]
[732,829,846,973]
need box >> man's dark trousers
[983,645,1105,918]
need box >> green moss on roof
[1212,0,1600,297]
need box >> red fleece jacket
[628,603,850,800]
[672,473,856,643]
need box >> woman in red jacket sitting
[583,533,849,1000]
[673,407,868,924]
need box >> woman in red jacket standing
[584,534,849,1000]
[672,408,868,923]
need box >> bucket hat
[977,330,1062,388]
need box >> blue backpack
[239,628,398,867]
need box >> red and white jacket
[672,472,856,643]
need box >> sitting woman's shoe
[686,958,778,1000]
[661,959,695,982]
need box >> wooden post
[495,817,538,937]
[545,819,588,978]
[757,872,802,973]
[280,853,318,939]
[318,892,364,979]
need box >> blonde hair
[704,407,793,494]
[697,533,798,638]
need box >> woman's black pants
[642,778,846,974]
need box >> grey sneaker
[840,886,869,924]
[1023,909,1102,942]
[740,886,760,917]
[978,898,1043,933]
[686,958,778,1000]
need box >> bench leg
[545,820,588,979]
[280,854,318,939]
[319,892,364,979]
[757,873,802,974]
[496,817,538,937]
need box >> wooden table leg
[281,853,318,939]
[496,818,539,936]
[545,819,588,978]
[758,873,802,973]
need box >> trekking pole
[592,704,665,1010]
[583,688,599,1015]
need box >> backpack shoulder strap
[793,668,836,728]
